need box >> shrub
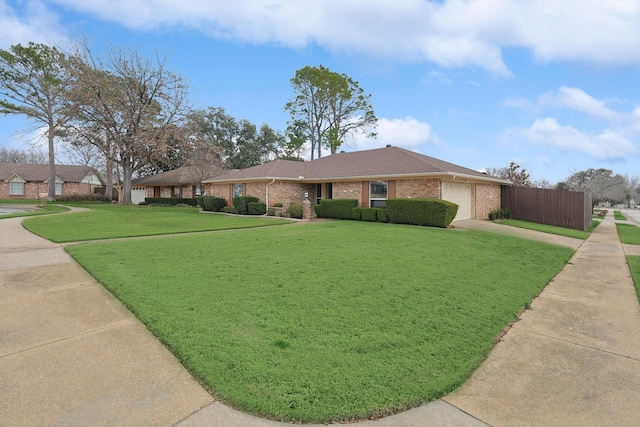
[386,198,458,228]
[233,196,259,214]
[202,196,227,212]
[359,207,378,222]
[221,206,236,214]
[267,208,276,216]
[144,197,197,207]
[351,207,362,221]
[488,207,511,220]
[375,208,388,223]
[196,195,205,208]
[314,199,358,220]
[272,202,283,207]
[248,202,267,215]
[56,194,110,203]
[288,203,303,219]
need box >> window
[9,181,24,196]
[316,184,322,205]
[233,183,243,198]
[172,186,181,198]
[370,180,387,208]
[55,182,62,196]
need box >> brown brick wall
[395,179,441,199]
[0,181,99,199]
[267,182,314,206]
[333,181,363,206]
[475,184,501,220]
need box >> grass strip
[617,223,640,245]
[496,219,590,239]
[628,257,640,301]
[0,204,69,219]
[66,220,572,423]
[23,204,291,242]
[614,211,627,220]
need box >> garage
[131,187,146,205]
[441,182,473,221]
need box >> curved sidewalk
[2,212,639,426]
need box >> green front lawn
[65,220,573,422]
[614,211,627,220]
[617,224,640,245]
[23,204,291,242]
[495,218,592,239]
[628,257,640,301]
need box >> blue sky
[1,0,639,184]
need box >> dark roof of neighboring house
[132,166,204,186]
[203,146,507,184]
[0,163,104,184]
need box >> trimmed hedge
[144,197,197,206]
[358,207,378,222]
[375,208,388,223]
[233,196,259,214]
[56,194,110,203]
[248,202,267,215]
[202,196,227,212]
[386,198,458,228]
[288,203,303,219]
[314,199,359,220]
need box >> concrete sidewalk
[2,211,639,426]
[445,212,640,426]
[0,216,214,426]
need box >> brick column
[302,199,312,220]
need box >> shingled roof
[203,146,506,184]
[0,163,103,183]
[132,166,204,186]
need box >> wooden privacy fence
[501,186,593,231]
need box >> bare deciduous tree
[67,43,189,204]
[486,162,532,187]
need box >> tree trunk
[47,122,56,201]
[122,157,132,205]
[104,155,113,202]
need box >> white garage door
[131,187,147,205]
[441,182,473,221]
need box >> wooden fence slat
[501,186,592,231]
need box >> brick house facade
[0,163,104,199]
[202,146,509,221]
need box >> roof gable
[0,163,103,184]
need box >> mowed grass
[617,223,640,245]
[66,220,573,422]
[496,218,591,239]
[614,210,627,220]
[628,257,640,300]
[23,204,291,242]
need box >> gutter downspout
[265,179,276,214]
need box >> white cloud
[515,117,637,160]
[0,0,67,49]
[539,86,624,122]
[350,117,434,151]
[49,0,640,76]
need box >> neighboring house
[131,166,205,205]
[202,145,509,221]
[0,163,104,199]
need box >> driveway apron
[444,213,640,426]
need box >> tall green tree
[284,65,377,159]
[0,42,72,200]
